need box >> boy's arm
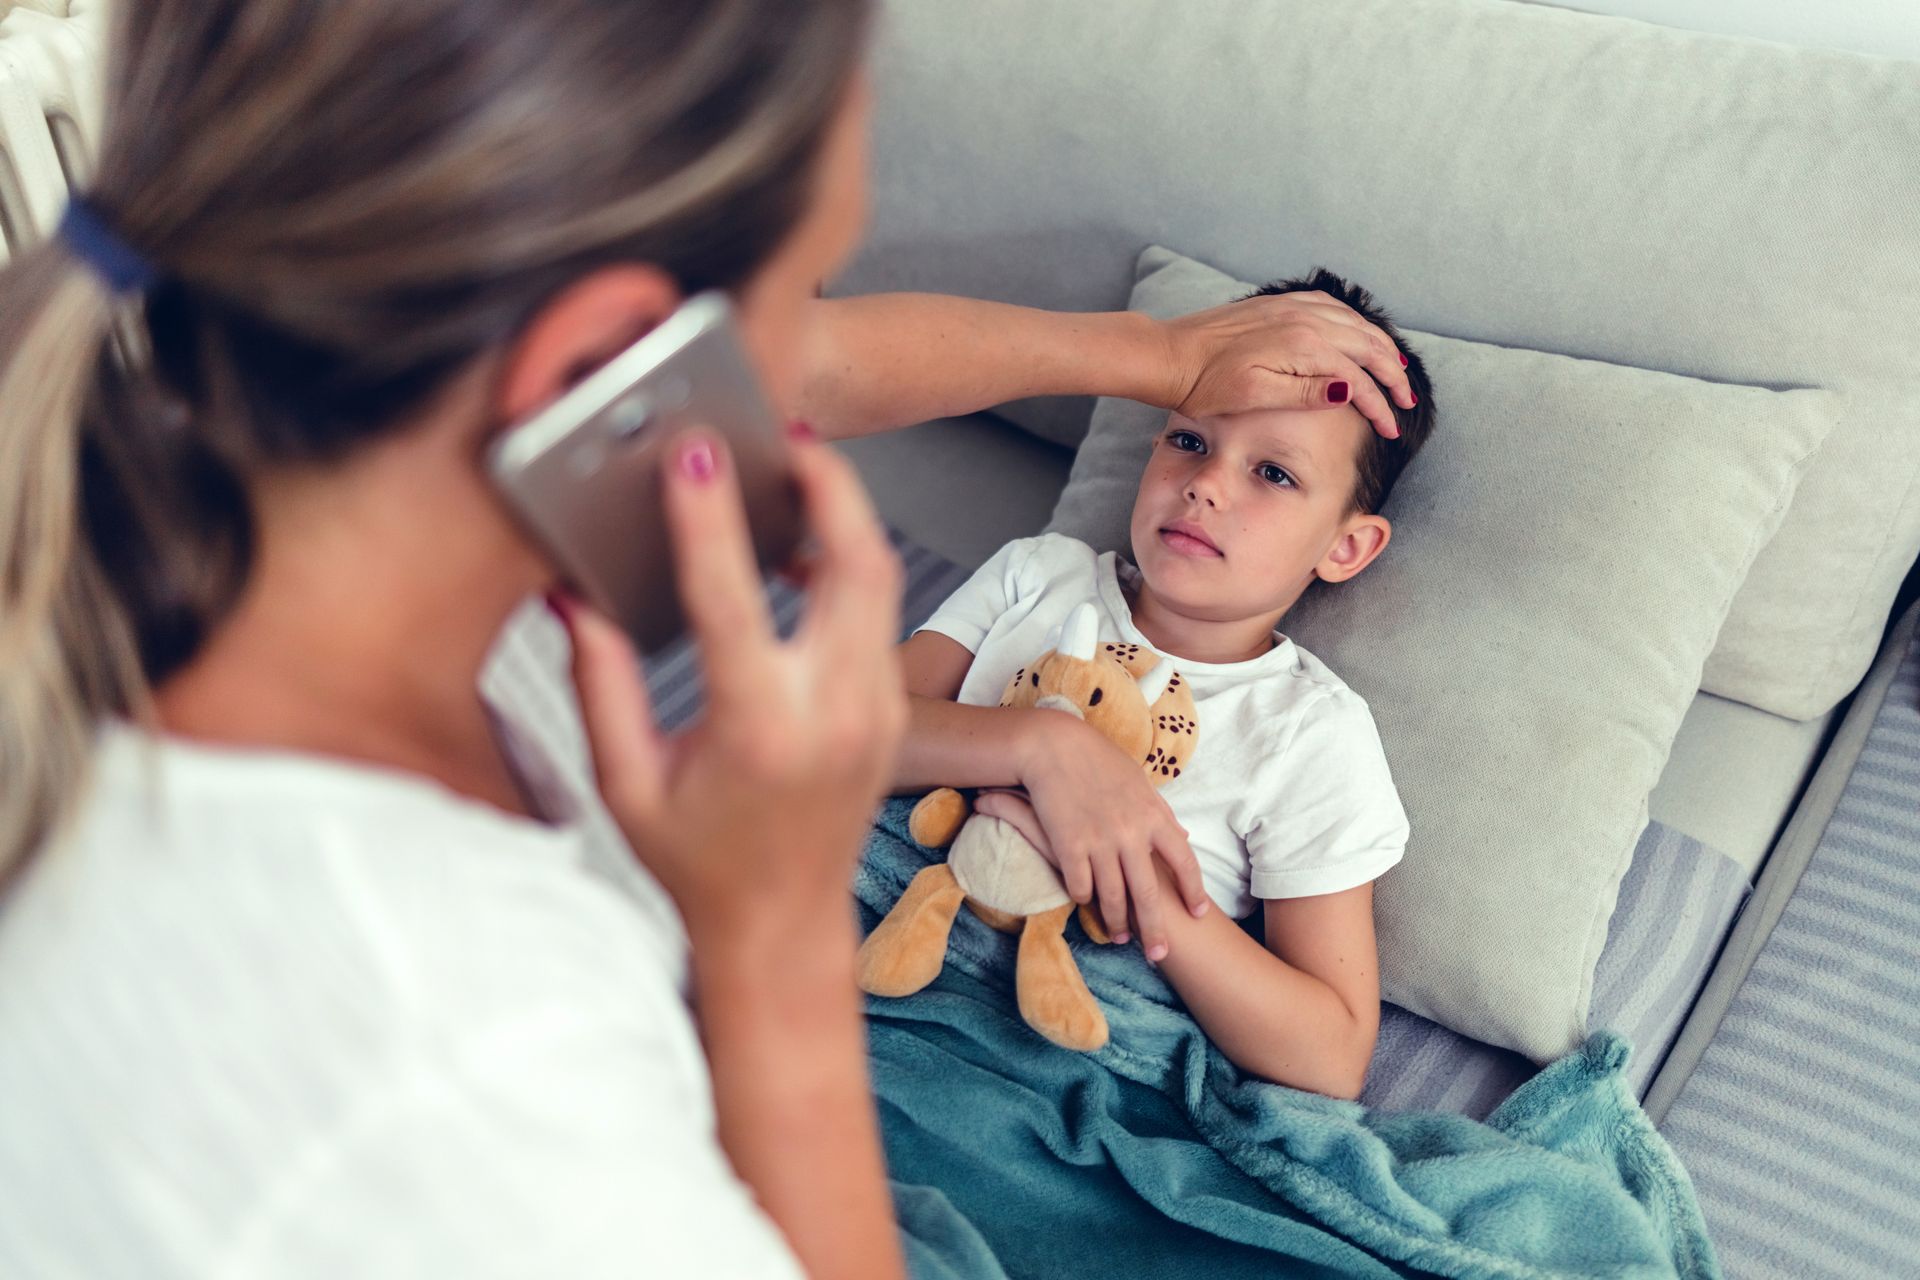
[890,630,1062,794]
[1149,862,1381,1100]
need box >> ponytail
[0,244,152,886]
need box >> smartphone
[486,289,805,653]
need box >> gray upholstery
[833,0,1920,721]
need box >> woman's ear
[493,263,684,425]
[1315,515,1391,584]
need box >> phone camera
[608,393,653,441]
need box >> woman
[0,1,1416,1275]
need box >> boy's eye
[1167,430,1204,452]
[1258,463,1295,488]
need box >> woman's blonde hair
[0,0,873,884]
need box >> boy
[890,270,1436,1099]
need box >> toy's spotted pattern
[1142,745,1184,779]
[1155,713,1195,736]
[1103,642,1145,661]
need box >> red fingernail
[786,419,819,442]
[543,590,571,624]
[1327,380,1350,405]
[1410,391,1419,406]
[679,438,717,483]
[1399,353,1408,368]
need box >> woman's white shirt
[0,611,803,1278]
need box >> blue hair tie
[58,196,158,295]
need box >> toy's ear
[1137,656,1177,705]
[1059,603,1100,661]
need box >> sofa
[826,1,1920,1273]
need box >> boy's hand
[1006,719,1211,961]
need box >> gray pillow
[1047,245,1839,1061]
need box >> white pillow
[1046,245,1840,1061]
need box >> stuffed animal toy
[858,602,1199,1051]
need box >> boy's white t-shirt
[918,533,1409,919]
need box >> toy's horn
[1059,603,1100,661]
[1137,656,1176,705]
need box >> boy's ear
[1315,515,1391,584]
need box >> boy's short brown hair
[1241,269,1436,515]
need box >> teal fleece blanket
[856,798,1719,1280]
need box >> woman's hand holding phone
[554,427,906,943]
[554,426,909,1280]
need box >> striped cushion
[1361,824,1748,1118]
[1656,614,1920,1277]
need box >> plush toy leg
[1016,904,1110,1052]
[908,787,970,848]
[858,864,968,998]
[1076,904,1112,945]
[966,900,1025,934]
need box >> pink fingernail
[1149,944,1168,962]
[1114,932,1131,945]
[1327,380,1350,405]
[786,419,819,442]
[679,438,717,483]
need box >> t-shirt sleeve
[913,535,1046,654]
[1245,691,1410,901]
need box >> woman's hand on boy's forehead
[1158,292,1415,440]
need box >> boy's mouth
[1159,519,1223,558]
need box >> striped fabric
[1657,622,1920,1277]
[638,536,973,734]
[480,533,1750,1121]
[1360,822,1749,1118]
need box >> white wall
[1514,0,1920,61]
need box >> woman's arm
[792,291,1417,441]
[691,912,900,1280]
[560,438,908,1279]
[795,294,1171,439]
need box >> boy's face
[1128,406,1391,624]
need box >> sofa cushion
[1043,245,1838,1060]
[833,0,1920,720]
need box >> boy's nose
[1185,462,1227,508]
